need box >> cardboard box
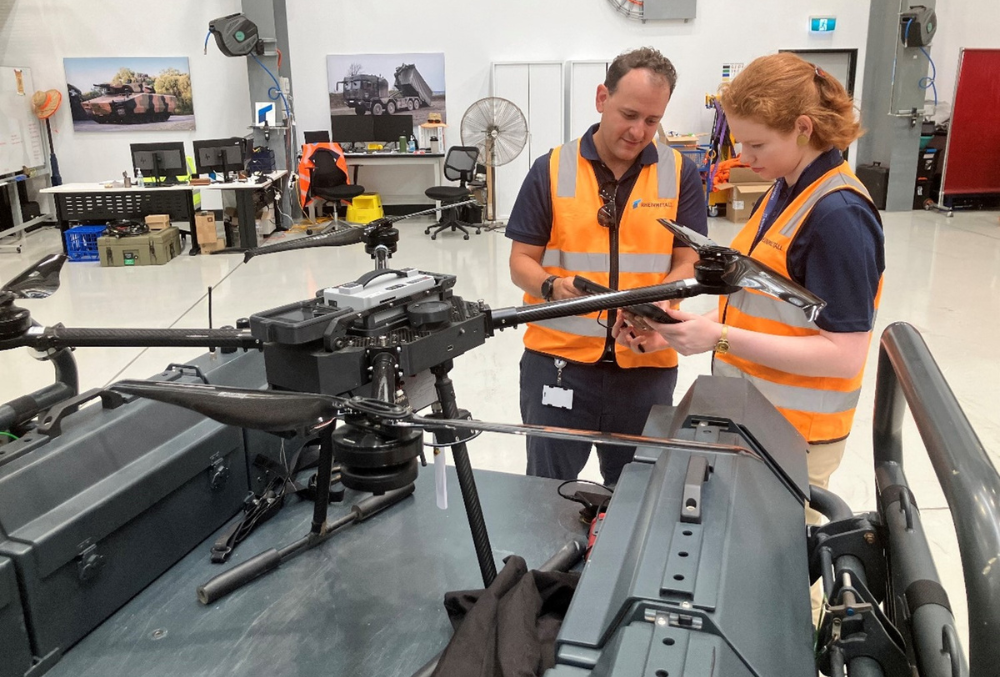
[144,214,171,231]
[98,227,182,267]
[715,168,773,223]
[195,211,220,245]
[199,240,226,254]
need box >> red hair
[720,53,862,150]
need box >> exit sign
[810,16,837,33]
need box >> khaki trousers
[804,438,849,623]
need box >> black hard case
[0,555,33,677]
[0,350,278,670]
[857,162,890,210]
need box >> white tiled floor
[2,208,998,653]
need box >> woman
[613,52,885,520]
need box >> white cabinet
[567,60,610,142]
[490,62,564,220]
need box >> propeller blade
[2,253,67,299]
[109,380,342,432]
[243,227,366,262]
[657,218,825,321]
[722,257,826,322]
[658,219,717,250]
[407,414,752,458]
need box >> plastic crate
[63,224,107,262]
[677,145,711,171]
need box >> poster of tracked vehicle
[64,57,195,132]
[327,52,445,126]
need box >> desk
[345,153,444,214]
[1,174,55,254]
[40,182,202,254]
[46,467,584,677]
[198,171,288,250]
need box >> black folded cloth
[433,555,580,677]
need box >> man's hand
[612,311,668,353]
[550,276,584,301]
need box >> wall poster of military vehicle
[327,52,445,125]
[64,57,195,132]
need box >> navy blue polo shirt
[505,124,708,248]
[749,148,884,333]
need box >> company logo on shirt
[631,199,676,210]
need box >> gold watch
[715,325,730,354]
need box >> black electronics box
[857,162,889,210]
[0,350,290,672]
[0,556,33,677]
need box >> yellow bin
[346,193,385,224]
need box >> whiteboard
[0,66,46,176]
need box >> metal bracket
[36,388,127,437]
[164,363,209,384]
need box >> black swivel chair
[425,146,482,241]
[310,147,364,227]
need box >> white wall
[928,0,1000,120]
[289,0,873,145]
[0,0,249,184]
[4,0,985,203]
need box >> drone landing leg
[196,421,414,605]
[431,361,497,587]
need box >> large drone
[16,216,970,676]
[0,215,822,580]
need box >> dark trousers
[519,350,677,485]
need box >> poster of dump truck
[64,57,196,132]
[327,52,445,125]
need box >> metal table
[198,171,288,250]
[46,466,585,677]
[40,182,202,255]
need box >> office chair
[309,146,364,226]
[424,146,482,241]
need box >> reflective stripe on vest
[523,139,683,368]
[714,163,882,443]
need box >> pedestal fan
[460,97,528,227]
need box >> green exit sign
[810,16,837,33]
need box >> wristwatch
[541,275,559,301]
[715,325,730,354]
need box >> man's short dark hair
[605,47,677,95]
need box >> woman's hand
[612,311,669,353]
[645,307,723,356]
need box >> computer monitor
[193,137,247,180]
[373,114,414,146]
[303,130,331,144]
[330,115,374,145]
[130,142,187,186]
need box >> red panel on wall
[943,49,1000,196]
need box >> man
[505,47,708,485]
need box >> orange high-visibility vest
[297,142,350,209]
[715,163,884,443]
[523,138,684,368]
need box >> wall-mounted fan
[604,0,696,22]
[460,97,528,224]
